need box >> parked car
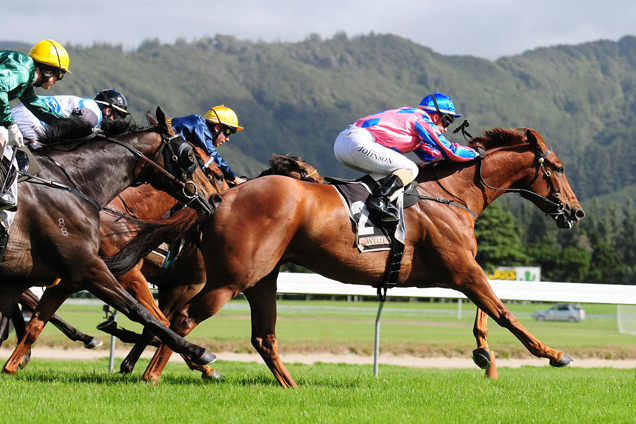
[532,303,586,322]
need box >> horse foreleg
[143,284,238,383]
[461,271,571,367]
[473,308,497,379]
[81,259,215,367]
[244,269,297,388]
[3,286,71,374]
[115,265,170,374]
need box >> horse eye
[557,167,564,174]
[215,173,224,182]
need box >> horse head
[191,145,230,193]
[143,107,222,216]
[471,128,585,229]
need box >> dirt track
[0,348,633,369]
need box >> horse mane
[38,116,94,144]
[38,117,148,146]
[468,127,526,150]
[258,155,309,177]
[100,118,146,137]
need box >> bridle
[102,130,213,214]
[474,141,569,222]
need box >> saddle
[326,175,418,300]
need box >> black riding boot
[366,174,404,222]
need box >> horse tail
[102,208,200,276]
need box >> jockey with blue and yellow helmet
[0,39,71,210]
[334,92,479,221]
[170,105,246,186]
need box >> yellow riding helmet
[204,105,244,131]
[28,39,71,74]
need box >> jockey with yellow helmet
[0,39,71,210]
[170,105,246,185]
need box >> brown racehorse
[107,128,585,387]
[1,109,220,375]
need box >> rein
[19,128,209,212]
[104,134,199,199]
[456,121,566,220]
[19,171,101,210]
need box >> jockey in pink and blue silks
[334,92,479,222]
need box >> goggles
[430,93,455,129]
[221,126,237,136]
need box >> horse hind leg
[20,289,103,349]
[243,269,297,388]
[473,308,497,379]
[142,284,238,383]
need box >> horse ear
[155,107,172,133]
[146,111,159,126]
[525,129,539,146]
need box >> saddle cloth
[327,175,406,252]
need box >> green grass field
[29,299,636,360]
[0,359,634,424]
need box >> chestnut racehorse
[1,109,220,374]
[108,128,585,387]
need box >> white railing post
[373,301,384,377]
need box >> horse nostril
[575,209,586,220]
[209,194,223,210]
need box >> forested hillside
[5,34,636,200]
[5,34,636,282]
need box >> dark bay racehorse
[1,108,220,374]
[108,128,585,387]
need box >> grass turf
[0,359,634,424]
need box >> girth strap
[375,193,478,302]
[377,220,404,302]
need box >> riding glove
[7,124,24,148]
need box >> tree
[475,202,529,270]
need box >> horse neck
[113,185,177,219]
[43,132,162,208]
[428,146,535,217]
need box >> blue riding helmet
[418,92,461,118]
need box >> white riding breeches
[333,125,419,180]
[0,126,17,229]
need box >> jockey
[93,89,130,121]
[334,92,479,222]
[0,39,71,210]
[170,105,246,186]
[12,95,102,143]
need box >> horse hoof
[19,351,32,370]
[195,350,217,365]
[84,337,104,349]
[202,369,223,381]
[550,353,573,367]
[120,364,134,374]
[472,348,491,369]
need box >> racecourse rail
[106,273,636,375]
[276,273,636,376]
